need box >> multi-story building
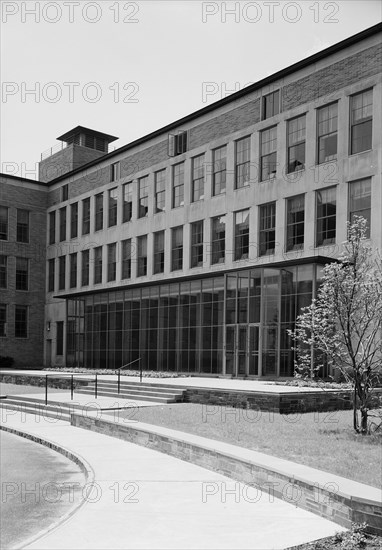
[1,23,381,376]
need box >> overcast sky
[1,0,381,180]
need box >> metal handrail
[117,357,142,393]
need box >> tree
[290,217,382,434]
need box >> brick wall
[45,42,380,206]
[0,179,47,367]
[282,43,382,110]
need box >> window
[58,256,66,290]
[82,198,90,235]
[316,188,336,246]
[56,321,64,355]
[349,178,371,238]
[235,136,250,189]
[16,209,29,243]
[350,89,372,154]
[108,188,118,227]
[137,235,147,277]
[121,239,132,280]
[286,195,305,251]
[0,206,8,241]
[317,103,338,164]
[16,257,28,290]
[153,170,166,213]
[70,203,78,239]
[110,161,120,182]
[234,210,250,260]
[260,127,277,181]
[287,115,305,173]
[191,155,205,202]
[262,90,280,120]
[94,247,103,284]
[212,145,227,196]
[171,226,183,271]
[259,202,276,256]
[153,231,165,274]
[123,183,133,223]
[211,215,225,264]
[190,221,204,268]
[95,193,103,231]
[70,253,77,288]
[0,256,7,288]
[172,163,184,208]
[0,304,6,337]
[48,258,55,292]
[138,176,149,218]
[168,131,188,156]
[59,207,67,242]
[81,250,90,286]
[49,211,56,244]
[15,305,28,338]
[107,243,117,282]
[61,184,69,201]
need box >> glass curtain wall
[67,263,321,376]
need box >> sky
[1,0,381,180]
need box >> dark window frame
[316,187,337,247]
[190,221,204,268]
[211,215,226,265]
[15,257,29,291]
[153,231,165,274]
[317,102,338,164]
[259,202,276,256]
[16,209,30,243]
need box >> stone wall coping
[80,412,381,505]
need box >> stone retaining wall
[185,388,382,414]
[0,373,88,391]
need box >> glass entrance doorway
[225,324,260,377]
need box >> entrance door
[248,325,260,376]
[225,324,260,377]
[45,340,52,367]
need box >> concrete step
[77,386,183,399]
[77,381,185,404]
[75,389,176,404]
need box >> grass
[132,404,382,488]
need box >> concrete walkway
[1,413,345,550]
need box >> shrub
[0,356,15,369]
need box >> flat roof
[0,173,47,186]
[46,22,381,185]
[57,126,119,143]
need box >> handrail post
[140,358,142,384]
[71,375,74,400]
[45,375,48,405]
[118,369,120,394]
[95,373,98,399]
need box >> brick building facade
[1,24,381,373]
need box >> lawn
[132,403,382,489]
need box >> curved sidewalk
[0,413,345,550]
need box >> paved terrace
[0,369,331,393]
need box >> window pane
[316,187,336,246]
[286,195,305,251]
[17,209,29,243]
[349,179,371,238]
[234,210,249,260]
